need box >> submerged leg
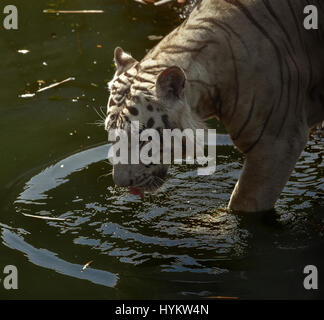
[228,127,309,212]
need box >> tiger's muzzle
[112,163,169,197]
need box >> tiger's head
[105,47,199,196]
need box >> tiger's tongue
[129,187,144,199]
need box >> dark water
[0,0,323,299]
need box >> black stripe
[232,95,255,141]
[244,101,276,154]
[187,79,221,118]
[131,85,152,93]
[262,0,296,53]
[134,75,155,84]
[141,69,161,76]
[196,17,232,38]
[227,39,240,120]
[218,21,250,53]
[142,64,170,71]
[224,0,284,111]
[124,71,134,78]
[196,0,203,11]
[161,44,207,54]
[287,0,313,92]
[195,17,249,53]
[276,41,302,137]
[185,25,214,34]
[225,0,284,151]
[186,38,220,46]
[115,77,128,85]
[276,57,292,137]
[260,0,304,136]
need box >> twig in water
[133,0,148,4]
[81,261,93,272]
[37,77,75,93]
[43,9,104,14]
[19,77,75,98]
[154,0,174,6]
[21,213,66,221]
[204,296,239,300]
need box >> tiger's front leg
[228,126,309,212]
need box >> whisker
[97,171,113,183]
[88,120,105,127]
[100,106,107,118]
[93,106,106,121]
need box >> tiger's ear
[156,66,186,100]
[114,47,137,75]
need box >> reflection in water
[5,130,324,298]
[16,144,110,204]
[1,226,118,288]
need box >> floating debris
[154,0,174,6]
[17,49,30,54]
[21,213,66,221]
[37,77,75,93]
[19,77,75,99]
[133,0,186,5]
[81,261,93,272]
[19,93,36,98]
[43,9,104,14]
[148,35,163,41]
[204,296,239,300]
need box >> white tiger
[105,0,324,212]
